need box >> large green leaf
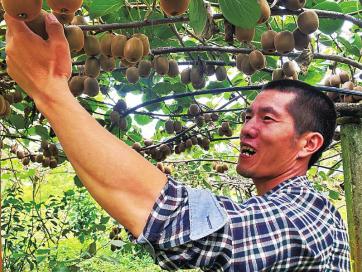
[189,0,208,35]
[89,0,124,18]
[219,0,261,28]
[313,1,344,34]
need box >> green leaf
[313,1,344,34]
[219,0,261,28]
[189,0,208,35]
[89,0,124,18]
[134,114,153,125]
[74,176,84,188]
[8,113,26,129]
[329,190,340,200]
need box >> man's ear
[297,132,324,159]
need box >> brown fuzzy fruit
[154,56,169,75]
[168,60,180,77]
[257,0,270,24]
[68,75,86,96]
[53,11,74,24]
[99,55,115,72]
[100,32,114,57]
[26,10,48,40]
[205,65,216,76]
[120,58,136,68]
[132,142,142,152]
[71,15,87,25]
[274,31,295,54]
[64,25,84,52]
[118,118,128,131]
[165,120,175,134]
[272,68,284,80]
[181,68,191,84]
[2,0,42,22]
[84,35,101,56]
[240,55,256,76]
[190,66,203,85]
[138,60,152,77]
[84,77,100,97]
[160,0,190,16]
[261,30,277,53]
[352,86,362,102]
[215,66,227,81]
[110,111,120,124]
[249,50,266,70]
[235,27,255,43]
[132,33,150,56]
[339,71,350,83]
[174,121,182,133]
[297,10,319,35]
[111,35,127,59]
[236,53,247,71]
[293,28,310,51]
[192,77,206,89]
[282,61,298,77]
[189,104,201,116]
[329,75,341,87]
[124,37,144,63]
[46,0,83,14]
[126,67,140,84]
[284,0,306,10]
[85,57,100,78]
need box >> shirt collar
[263,175,311,197]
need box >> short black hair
[261,79,337,169]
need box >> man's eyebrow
[259,106,281,117]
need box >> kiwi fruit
[0,100,10,117]
[144,139,153,147]
[204,113,212,122]
[261,30,277,53]
[272,68,284,80]
[329,75,341,87]
[181,68,191,84]
[49,158,58,168]
[189,104,201,116]
[240,55,256,76]
[124,37,144,63]
[68,75,86,96]
[84,77,100,97]
[99,55,116,72]
[174,120,182,133]
[26,10,48,40]
[71,15,87,25]
[249,50,266,70]
[235,27,255,43]
[196,116,205,127]
[192,77,206,89]
[12,90,22,104]
[118,117,128,131]
[236,53,248,71]
[114,100,127,113]
[16,150,25,159]
[282,61,298,77]
[132,142,142,152]
[53,11,75,24]
[85,57,100,78]
[342,81,354,90]
[257,0,270,24]
[111,34,127,58]
[190,65,203,85]
[284,0,306,10]
[138,60,152,77]
[132,33,150,56]
[64,25,84,52]
[274,31,295,54]
[293,28,310,51]
[165,120,175,134]
[22,157,31,166]
[160,0,190,16]
[215,66,227,81]
[110,111,120,124]
[46,0,83,14]
[339,71,350,83]
[352,86,362,102]
[84,35,101,56]
[297,10,319,35]
[205,65,216,76]
[49,144,58,156]
[126,67,140,84]
[168,60,180,77]
[2,0,42,22]
[221,121,230,131]
[211,113,218,121]
[100,32,114,57]
[153,56,169,75]
[120,58,136,68]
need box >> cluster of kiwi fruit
[218,121,233,137]
[159,0,190,17]
[187,104,220,128]
[212,162,229,174]
[108,226,123,252]
[9,139,59,168]
[156,162,172,175]
[272,61,299,80]
[323,71,362,103]
[181,63,227,90]
[0,90,20,118]
[108,99,129,131]
[235,50,266,76]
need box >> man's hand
[5,12,71,107]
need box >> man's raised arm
[5,12,167,237]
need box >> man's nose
[240,118,258,139]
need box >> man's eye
[263,116,273,121]
[244,115,252,122]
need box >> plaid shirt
[130,176,350,271]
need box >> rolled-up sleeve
[128,176,232,271]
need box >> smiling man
[4,12,350,272]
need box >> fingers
[45,13,67,42]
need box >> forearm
[36,81,167,236]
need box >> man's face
[236,90,302,180]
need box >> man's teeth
[241,146,256,156]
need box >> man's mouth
[240,145,257,157]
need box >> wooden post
[340,116,362,272]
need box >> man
[5,12,350,271]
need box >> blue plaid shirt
[130,176,350,271]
